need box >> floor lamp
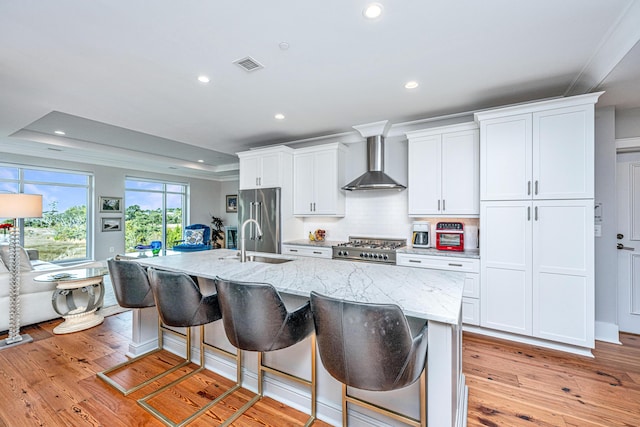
[0,194,43,350]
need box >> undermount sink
[218,254,293,264]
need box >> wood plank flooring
[2,313,639,426]
[0,311,330,427]
[463,332,640,427]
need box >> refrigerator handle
[256,202,263,240]
[249,202,255,240]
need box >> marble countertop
[135,249,464,325]
[398,247,480,259]
[283,239,346,248]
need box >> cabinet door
[532,200,594,347]
[259,152,281,188]
[408,135,441,215]
[533,105,594,200]
[441,129,479,215]
[480,114,532,201]
[293,153,315,215]
[313,149,339,215]
[239,156,261,190]
[480,201,532,335]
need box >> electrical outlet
[109,246,115,253]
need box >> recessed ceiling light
[197,159,204,163]
[363,3,383,19]
[54,130,66,135]
[405,81,419,89]
[197,75,210,83]
[275,113,285,120]
[279,42,290,51]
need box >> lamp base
[0,333,33,351]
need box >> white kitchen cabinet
[282,244,332,259]
[476,94,599,201]
[480,199,594,347]
[406,123,479,217]
[238,146,294,190]
[396,253,480,325]
[293,143,346,216]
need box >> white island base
[131,250,468,427]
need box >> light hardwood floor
[2,313,639,426]
[464,332,640,427]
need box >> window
[0,164,92,263]
[124,178,187,254]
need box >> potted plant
[211,215,224,249]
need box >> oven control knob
[343,251,348,256]
[373,253,379,259]
[383,254,389,260]
[338,251,343,256]
[360,252,365,258]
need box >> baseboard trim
[595,321,621,344]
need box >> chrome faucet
[239,218,263,262]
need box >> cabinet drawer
[282,245,332,259]
[462,297,480,326]
[396,253,479,273]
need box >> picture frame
[226,194,238,213]
[100,196,122,213]
[101,217,122,232]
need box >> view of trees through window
[0,165,91,262]
[124,178,186,253]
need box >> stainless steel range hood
[342,121,406,191]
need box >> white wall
[616,107,640,138]
[594,107,618,336]
[1,152,236,261]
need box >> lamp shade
[0,194,43,218]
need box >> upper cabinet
[238,146,294,190]
[293,143,347,216]
[475,93,600,201]
[406,123,479,217]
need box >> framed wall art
[100,196,122,213]
[226,194,238,213]
[101,217,122,232]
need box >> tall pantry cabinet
[475,92,601,348]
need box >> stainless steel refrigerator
[237,187,281,254]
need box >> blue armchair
[172,224,212,252]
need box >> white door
[441,129,479,215]
[293,152,315,215]
[480,201,532,335]
[617,160,640,334]
[313,149,337,215]
[408,135,441,215]
[532,200,594,347]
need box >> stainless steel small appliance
[412,221,430,248]
[332,236,406,264]
[435,222,464,251]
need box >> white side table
[35,267,109,334]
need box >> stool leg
[138,325,242,427]
[343,383,348,426]
[97,315,191,395]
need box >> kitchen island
[132,249,467,427]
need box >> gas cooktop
[332,237,406,264]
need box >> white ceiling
[1,1,639,180]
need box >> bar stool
[138,268,242,427]
[310,291,428,427]
[97,258,191,395]
[214,277,317,427]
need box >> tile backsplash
[300,191,479,246]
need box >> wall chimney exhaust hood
[342,120,406,191]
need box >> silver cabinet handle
[409,259,422,263]
[289,249,298,252]
[528,181,531,195]
[313,251,322,255]
[448,263,463,267]
[535,206,538,221]
[438,200,441,211]
[310,202,313,212]
[442,199,446,211]
[535,180,539,195]
[527,206,531,221]
[313,202,316,212]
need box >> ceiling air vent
[233,56,264,72]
